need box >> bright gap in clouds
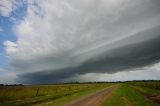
[1,0,160,84]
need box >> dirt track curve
[64,86,115,106]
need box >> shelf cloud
[4,0,160,84]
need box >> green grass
[131,85,160,106]
[129,81,160,90]
[1,82,159,106]
[102,84,153,106]
[133,85,160,95]
[0,83,111,106]
[35,84,112,106]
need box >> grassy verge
[129,81,160,90]
[102,84,153,106]
[0,83,111,106]
[132,85,160,105]
[34,84,113,106]
[133,85,160,95]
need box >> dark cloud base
[18,26,160,84]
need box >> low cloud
[71,63,160,82]
[0,68,17,84]
[4,0,160,84]
[0,0,17,17]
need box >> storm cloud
[4,0,160,84]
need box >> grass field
[129,81,160,105]
[0,83,111,106]
[102,84,154,106]
[102,81,160,106]
[0,81,160,106]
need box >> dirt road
[64,86,115,106]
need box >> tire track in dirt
[64,85,116,106]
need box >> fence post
[36,88,39,96]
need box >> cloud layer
[0,0,17,17]
[0,68,17,84]
[4,0,160,84]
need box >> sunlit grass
[102,84,153,106]
[0,83,111,106]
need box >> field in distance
[0,81,160,106]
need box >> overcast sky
[0,0,160,84]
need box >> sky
[0,0,160,84]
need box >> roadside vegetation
[102,84,153,106]
[0,81,160,106]
[129,81,160,105]
[0,83,111,106]
[129,81,160,90]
